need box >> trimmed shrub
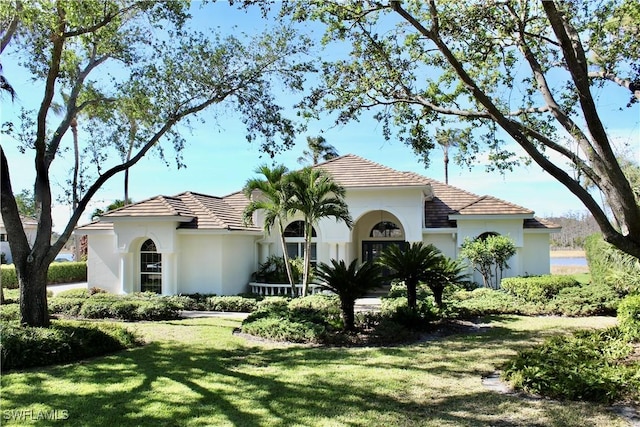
[241,316,326,343]
[49,298,85,317]
[78,299,114,319]
[55,288,90,299]
[1,262,87,290]
[501,275,579,303]
[446,288,528,318]
[0,304,20,322]
[618,295,640,341]
[547,283,620,316]
[502,327,639,403]
[380,297,438,330]
[256,296,290,312]
[206,296,258,312]
[288,295,341,320]
[0,320,140,371]
[1,265,18,289]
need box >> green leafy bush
[55,288,90,299]
[502,327,639,403]
[288,295,340,321]
[446,288,529,318]
[0,320,140,371]
[617,295,640,341]
[1,262,87,289]
[48,298,85,317]
[241,316,327,343]
[585,233,640,295]
[206,296,259,312]
[501,275,579,303]
[1,265,18,289]
[0,304,20,322]
[380,297,438,330]
[256,296,290,312]
[547,283,620,316]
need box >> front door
[362,240,406,263]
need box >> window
[0,234,7,242]
[370,221,402,238]
[140,239,161,293]
[476,231,499,241]
[284,221,317,266]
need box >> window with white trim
[284,221,317,266]
[140,239,162,293]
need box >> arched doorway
[140,239,162,293]
[353,211,406,264]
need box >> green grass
[0,315,628,426]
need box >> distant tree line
[545,212,600,249]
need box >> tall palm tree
[376,242,442,310]
[242,164,298,295]
[316,259,384,331]
[298,136,339,165]
[289,167,353,295]
[435,128,462,185]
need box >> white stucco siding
[178,234,223,295]
[86,233,120,293]
[521,233,552,276]
[220,234,257,295]
[455,219,524,247]
[422,232,457,259]
[114,221,179,253]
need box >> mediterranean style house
[78,154,560,295]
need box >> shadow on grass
[0,317,624,426]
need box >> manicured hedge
[0,320,140,371]
[1,262,87,289]
[206,296,259,312]
[49,291,181,321]
[500,275,579,303]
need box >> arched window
[140,239,161,293]
[476,231,499,241]
[284,221,317,265]
[370,221,402,238]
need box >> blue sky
[1,2,638,233]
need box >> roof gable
[314,154,431,188]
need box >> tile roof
[78,154,557,232]
[94,192,260,231]
[314,154,432,188]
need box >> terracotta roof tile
[456,195,533,215]
[314,154,431,188]
[524,217,561,229]
[102,195,194,218]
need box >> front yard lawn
[0,315,629,426]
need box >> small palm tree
[377,242,442,310]
[316,259,384,331]
[298,136,339,165]
[435,128,466,185]
[289,167,353,295]
[423,257,470,307]
[242,164,298,294]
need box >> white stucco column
[337,243,347,263]
[259,242,271,263]
[162,252,177,295]
[120,252,134,294]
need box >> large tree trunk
[18,259,50,327]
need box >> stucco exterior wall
[521,232,552,276]
[178,234,224,294]
[422,232,457,259]
[87,233,120,293]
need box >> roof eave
[449,213,534,220]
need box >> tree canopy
[0,0,313,326]
[277,0,640,259]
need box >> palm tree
[242,164,298,295]
[297,136,339,165]
[376,242,442,310]
[435,128,463,185]
[316,259,384,331]
[423,257,470,307]
[288,167,353,295]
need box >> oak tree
[0,0,312,326]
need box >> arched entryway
[352,211,406,264]
[140,239,162,293]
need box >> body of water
[550,257,588,266]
